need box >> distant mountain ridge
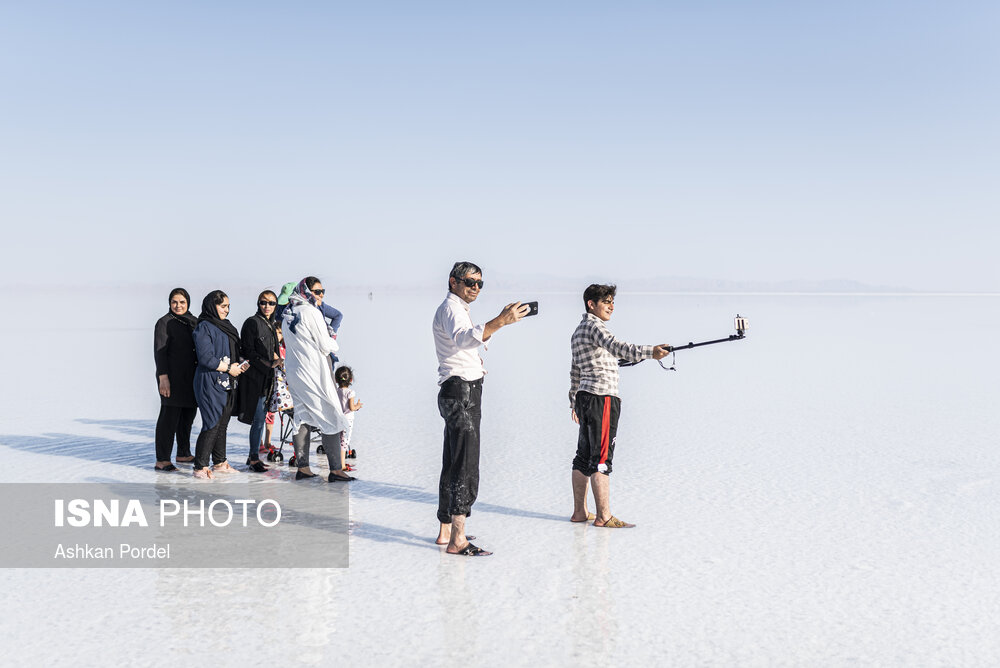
[480,275,916,294]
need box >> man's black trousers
[437,376,483,524]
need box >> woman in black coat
[238,290,279,472]
[153,288,199,471]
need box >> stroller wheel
[277,452,284,462]
[266,452,274,462]
[317,445,325,455]
[347,449,357,459]
[288,455,297,467]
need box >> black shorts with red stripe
[572,391,621,476]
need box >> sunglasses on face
[460,278,484,289]
[311,289,325,296]
[259,300,277,307]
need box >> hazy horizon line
[8,275,1000,293]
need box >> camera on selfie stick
[619,314,749,370]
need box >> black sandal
[154,464,178,472]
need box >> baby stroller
[264,355,294,463]
[264,408,294,463]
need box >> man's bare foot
[570,512,597,523]
[445,537,469,553]
[435,533,477,545]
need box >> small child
[266,325,293,446]
[335,366,363,466]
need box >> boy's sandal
[593,516,635,528]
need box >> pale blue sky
[2,1,997,291]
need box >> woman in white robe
[281,277,356,481]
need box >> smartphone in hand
[522,301,539,317]
[239,360,251,371]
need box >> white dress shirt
[433,292,487,385]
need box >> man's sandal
[593,516,635,528]
[571,513,596,523]
[453,543,492,556]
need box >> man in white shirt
[433,261,529,556]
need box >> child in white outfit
[335,366,363,466]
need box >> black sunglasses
[460,278,484,289]
[259,300,277,306]
[311,289,325,296]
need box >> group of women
[152,277,357,481]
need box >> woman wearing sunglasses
[237,289,280,473]
[281,277,355,482]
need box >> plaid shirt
[569,313,654,409]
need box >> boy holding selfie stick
[569,284,671,527]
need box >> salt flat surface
[1,288,998,666]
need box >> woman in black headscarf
[237,289,279,473]
[191,290,245,479]
[153,288,198,471]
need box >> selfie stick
[619,315,748,367]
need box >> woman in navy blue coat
[191,290,245,479]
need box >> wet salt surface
[2,289,999,666]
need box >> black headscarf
[254,298,279,352]
[169,310,198,329]
[198,290,241,362]
[255,298,277,329]
[167,288,198,329]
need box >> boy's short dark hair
[583,284,616,309]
